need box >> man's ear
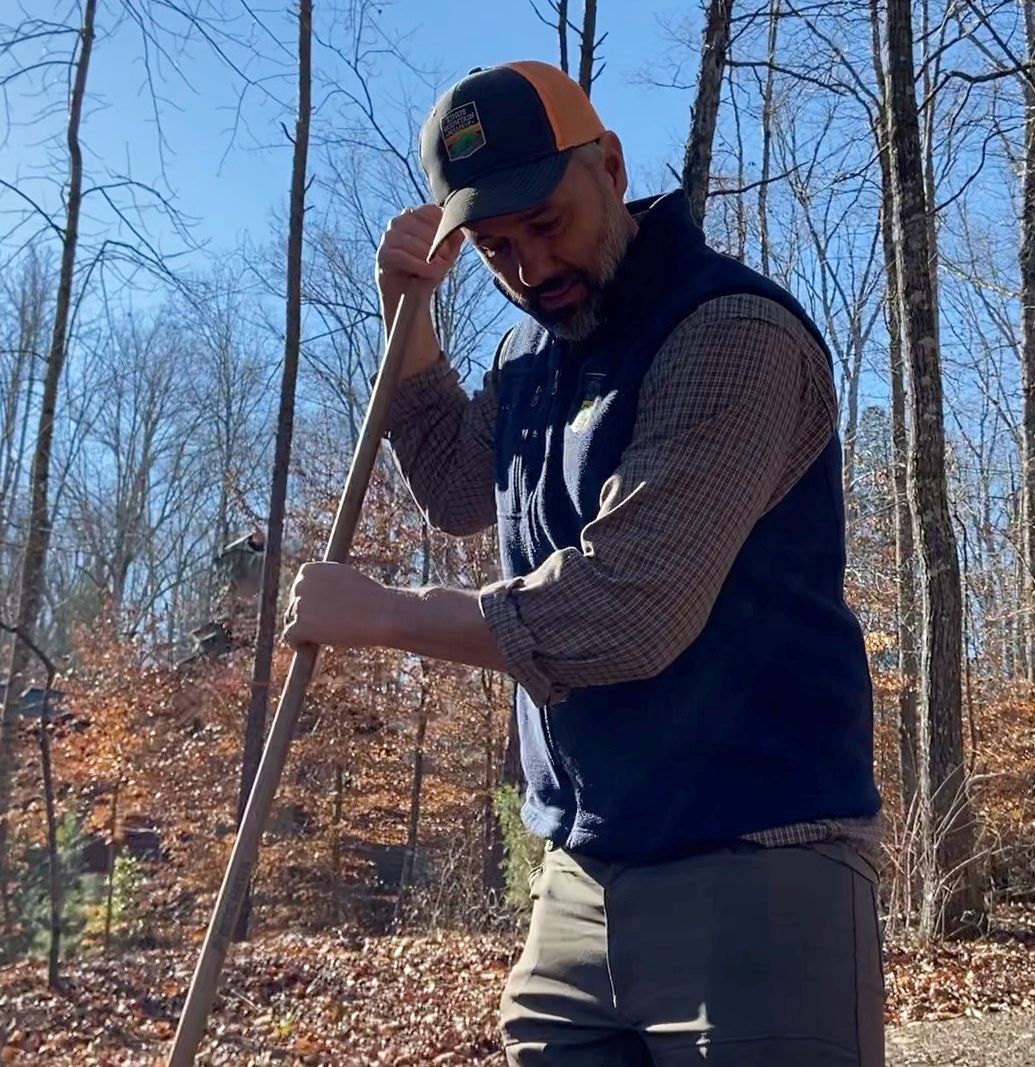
[599,130,629,200]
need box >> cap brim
[428,150,572,260]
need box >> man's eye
[534,217,561,235]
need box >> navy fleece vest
[494,191,880,864]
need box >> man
[284,61,885,1066]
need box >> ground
[3,924,1035,1064]
[887,1012,1035,1065]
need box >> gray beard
[499,195,633,341]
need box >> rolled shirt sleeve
[382,351,500,537]
[478,295,838,707]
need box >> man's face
[463,141,633,340]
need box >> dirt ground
[886,1011,1035,1065]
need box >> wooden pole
[166,289,422,1065]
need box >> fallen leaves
[4,914,1035,1063]
[885,924,1035,1024]
[0,929,517,1065]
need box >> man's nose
[516,244,555,289]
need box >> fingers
[377,204,463,286]
[398,203,443,229]
[281,563,309,646]
[378,244,442,283]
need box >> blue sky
[3,1,702,270]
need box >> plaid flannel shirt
[384,294,884,868]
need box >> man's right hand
[376,205,464,380]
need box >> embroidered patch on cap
[441,101,486,161]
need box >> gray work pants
[501,840,885,1065]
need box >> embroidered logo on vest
[570,372,607,434]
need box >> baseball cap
[420,61,606,257]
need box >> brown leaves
[0,931,515,1065]
[4,918,1035,1062]
[886,927,1035,1024]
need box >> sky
[3,1,703,274]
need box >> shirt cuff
[376,354,457,436]
[478,578,569,707]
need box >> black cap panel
[421,66,558,205]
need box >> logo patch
[441,101,486,161]
[570,373,608,434]
[570,396,598,434]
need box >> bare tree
[0,254,52,615]
[529,1,606,94]
[0,622,59,987]
[397,522,433,915]
[867,0,920,815]
[758,0,781,273]
[235,0,313,943]
[1020,0,1035,682]
[682,0,735,226]
[884,0,984,936]
[578,0,601,95]
[0,0,96,932]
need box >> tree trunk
[682,0,735,228]
[104,782,120,951]
[758,0,780,274]
[330,764,345,924]
[1021,0,1035,683]
[501,692,523,789]
[234,0,312,943]
[398,679,429,907]
[920,0,941,342]
[397,523,433,919]
[884,0,984,937]
[38,691,60,989]
[870,3,920,814]
[0,624,60,983]
[480,669,507,892]
[841,326,865,524]
[0,0,96,936]
[578,0,598,96]
[557,0,569,75]
[891,265,920,813]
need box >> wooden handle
[167,288,423,1066]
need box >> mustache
[531,273,582,300]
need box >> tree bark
[758,0,780,274]
[104,782,120,951]
[578,0,598,96]
[0,0,96,937]
[869,0,919,815]
[885,0,984,936]
[557,0,569,75]
[330,764,345,924]
[234,0,312,942]
[397,523,432,917]
[1021,0,1035,683]
[500,694,523,789]
[38,687,60,989]
[682,0,735,228]
[0,623,60,984]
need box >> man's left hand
[282,561,392,650]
